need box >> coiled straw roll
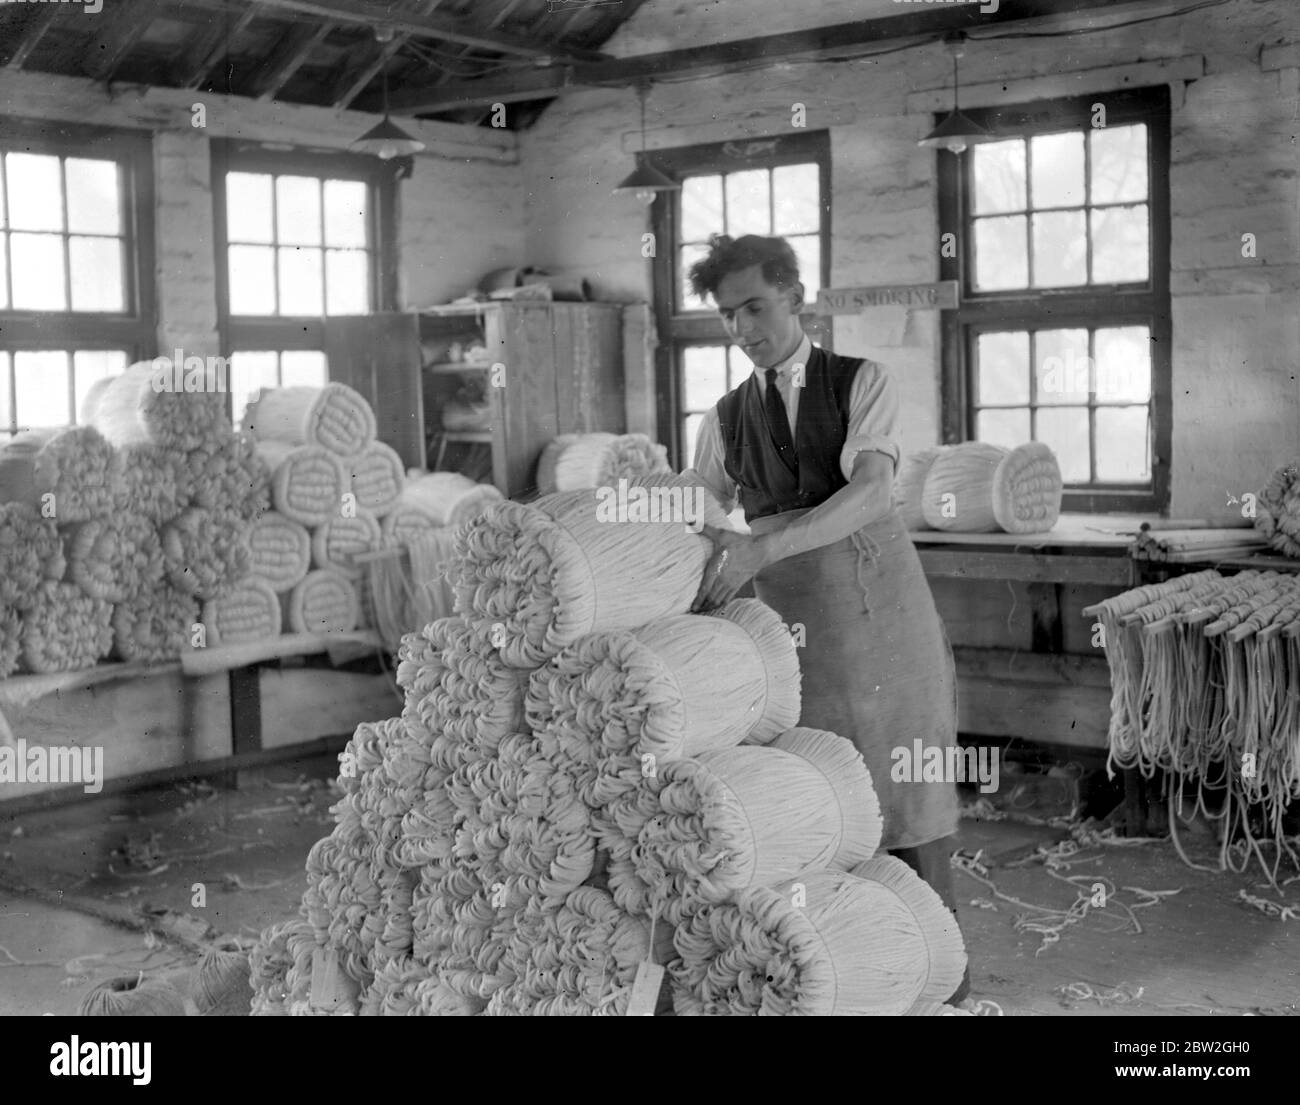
[114,443,190,526]
[62,512,164,604]
[112,584,198,662]
[241,383,376,458]
[20,581,113,673]
[187,432,271,523]
[346,442,405,518]
[0,502,65,609]
[202,577,283,646]
[893,446,949,531]
[79,975,190,1016]
[992,442,1063,534]
[397,472,503,530]
[28,426,123,522]
[258,442,349,529]
[669,867,967,1016]
[311,507,381,579]
[921,442,1009,532]
[284,569,359,634]
[90,358,230,451]
[189,948,254,1016]
[162,507,252,600]
[1256,458,1300,558]
[452,475,730,668]
[535,432,672,494]
[247,511,311,592]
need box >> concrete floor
[1,757,1297,1016]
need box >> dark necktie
[764,367,798,475]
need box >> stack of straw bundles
[113,444,191,526]
[483,887,651,1016]
[409,867,517,1000]
[1255,458,1300,558]
[284,569,359,634]
[0,502,66,609]
[669,864,966,1016]
[258,442,349,528]
[393,472,503,531]
[452,474,730,668]
[90,359,230,451]
[162,507,252,600]
[202,578,283,646]
[609,728,882,923]
[301,824,384,990]
[921,442,1063,534]
[535,432,672,495]
[187,433,271,522]
[241,383,375,458]
[892,446,949,531]
[111,584,198,662]
[62,513,164,603]
[311,507,382,578]
[20,581,113,673]
[525,598,801,804]
[247,512,311,592]
[361,957,479,1016]
[346,442,405,518]
[0,427,123,522]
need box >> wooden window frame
[937,86,1172,513]
[649,130,832,468]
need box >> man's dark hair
[687,234,802,302]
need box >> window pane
[10,232,67,309]
[1095,406,1151,482]
[65,158,121,235]
[325,249,368,315]
[1091,204,1149,283]
[1031,210,1087,287]
[683,345,727,411]
[279,246,324,315]
[975,407,1029,449]
[0,237,8,310]
[681,175,723,242]
[679,242,710,308]
[1034,329,1090,406]
[0,352,10,430]
[1094,326,1151,403]
[1035,407,1090,482]
[6,153,63,232]
[226,172,273,243]
[788,233,820,302]
[70,236,125,311]
[14,351,71,429]
[276,175,322,247]
[972,215,1028,290]
[228,244,276,315]
[972,139,1026,215]
[724,170,770,236]
[683,413,705,469]
[229,351,279,426]
[323,180,367,248]
[280,350,328,388]
[976,331,1029,405]
[1030,131,1085,209]
[73,351,126,422]
[1091,124,1147,204]
[772,164,819,234]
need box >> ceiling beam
[328,0,445,110]
[252,20,333,99]
[179,6,259,88]
[82,0,169,82]
[389,0,1185,113]
[4,7,60,70]
[242,0,611,62]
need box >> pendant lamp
[918,33,993,155]
[614,83,679,205]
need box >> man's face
[712,264,804,369]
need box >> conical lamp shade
[351,116,425,160]
[613,162,679,195]
[918,109,992,154]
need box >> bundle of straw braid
[452,474,729,668]
[365,526,459,652]
[113,443,191,526]
[1084,569,1300,883]
[202,577,283,646]
[241,383,375,458]
[920,441,1062,534]
[257,442,348,528]
[535,432,672,494]
[246,511,311,592]
[90,359,230,452]
[0,606,21,678]
[111,584,198,662]
[892,445,950,531]
[161,506,252,600]
[248,918,321,1016]
[1255,458,1300,558]
[284,569,359,634]
[62,512,163,603]
[19,581,113,673]
[360,956,478,1016]
[346,442,406,518]
[0,426,124,522]
[186,432,271,522]
[311,507,382,578]
[394,472,503,530]
[668,865,966,1016]
[0,503,65,609]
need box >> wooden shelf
[425,361,493,374]
[437,430,492,444]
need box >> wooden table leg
[1122,767,1145,837]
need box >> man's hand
[691,525,767,613]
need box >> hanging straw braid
[0,502,66,610]
[241,383,376,458]
[162,507,252,600]
[90,359,230,451]
[535,432,672,494]
[992,442,1063,534]
[921,442,1010,532]
[283,569,359,634]
[397,472,504,529]
[1255,458,1300,558]
[186,432,271,522]
[452,475,730,668]
[62,512,164,604]
[668,869,967,1016]
[114,443,190,526]
[311,507,382,579]
[892,446,950,531]
[258,442,349,528]
[346,441,406,518]
[0,605,20,678]
[19,581,113,673]
[247,511,311,592]
[111,583,198,662]
[202,577,283,646]
[365,526,459,653]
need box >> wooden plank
[1061,583,1127,656]
[328,0,446,109]
[4,6,59,69]
[552,303,578,437]
[953,647,1112,688]
[909,514,1144,547]
[502,305,559,497]
[622,303,656,439]
[178,6,258,88]
[229,666,262,755]
[1028,581,1063,653]
[180,631,384,677]
[930,578,1033,651]
[483,308,510,494]
[251,21,333,100]
[919,550,1135,587]
[81,0,169,82]
[257,666,398,749]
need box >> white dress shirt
[688,334,902,516]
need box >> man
[685,233,970,1005]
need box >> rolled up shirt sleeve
[840,359,902,481]
[682,406,739,516]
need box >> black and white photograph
[0,0,1296,1051]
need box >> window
[650,132,831,468]
[0,120,154,439]
[939,88,1170,511]
[212,144,398,420]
